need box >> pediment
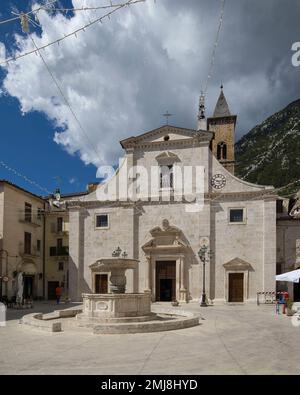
[223,258,254,271]
[120,125,212,148]
[142,220,188,251]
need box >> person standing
[55,284,62,305]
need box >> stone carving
[96,302,108,311]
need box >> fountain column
[110,267,127,294]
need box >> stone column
[68,206,84,302]
[144,256,151,294]
[179,255,187,302]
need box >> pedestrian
[55,284,62,305]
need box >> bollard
[0,302,6,327]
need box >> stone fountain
[76,248,153,326]
[21,248,200,334]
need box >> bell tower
[207,86,237,174]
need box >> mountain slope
[235,99,300,195]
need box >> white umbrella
[276,269,300,283]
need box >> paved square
[0,302,299,375]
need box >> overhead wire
[0,0,146,66]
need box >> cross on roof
[162,111,173,125]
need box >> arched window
[217,142,227,160]
[155,151,180,190]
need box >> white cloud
[1,0,213,169]
[0,0,299,169]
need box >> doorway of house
[95,274,108,294]
[294,282,300,302]
[48,281,59,300]
[23,275,34,299]
[155,261,176,302]
[228,273,244,302]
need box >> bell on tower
[207,85,237,174]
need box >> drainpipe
[42,202,46,300]
[0,249,8,296]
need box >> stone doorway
[155,261,176,302]
[228,273,244,302]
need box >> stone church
[67,88,277,304]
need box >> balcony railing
[49,246,69,257]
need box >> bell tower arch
[207,85,237,174]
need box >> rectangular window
[95,214,109,229]
[58,262,64,272]
[37,239,41,252]
[160,165,173,189]
[24,232,31,254]
[229,209,245,223]
[37,208,42,220]
[57,217,63,232]
[25,202,32,222]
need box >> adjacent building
[276,193,300,300]
[44,191,87,299]
[0,180,45,299]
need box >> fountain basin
[77,293,152,322]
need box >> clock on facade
[211,174,226,190]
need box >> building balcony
[50,223,69,235]
[19,243,41,258]
[49,246,69,257]
[19,211,42,227]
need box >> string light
[0,0,59,26]
[203,0,226,95]
[0,161,52,194]
[0,0,146,67]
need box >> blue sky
[0,0,96,196]
[0,0,299,197]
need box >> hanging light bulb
[20,13,30,33]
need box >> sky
[0,0,299,195]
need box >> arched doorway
[17,260,37,299]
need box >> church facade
[67,89,277,304]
